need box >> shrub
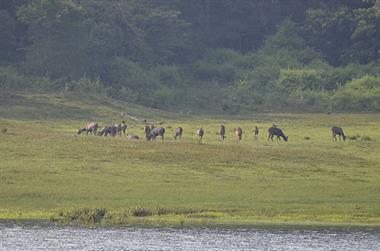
[277,68,324,93]
[361,136,372,141]
[68,76,105,95]
[60,208,107,224]
[132,206,152,217]
[0,67,27,90]
[333,75,380,111]
[152,65,186,87]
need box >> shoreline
[1,215,380,229]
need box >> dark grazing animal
[2,128,7,135]
[332,126,346,141]
[147,127,165,141]
[98,125,117,137]
[116,121,127,136]
[173,127,183,140]
[196,128,204,143]
[220,125,226,141]
[253,126,259,140]
[144,125,151,140]
[268,127,288,142]
[77,122,98,135]
[234,127,243,140]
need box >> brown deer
[173,127,183,140]
[98,125,117,137]
[234,127,243,140]
[144,125,151,140]
[220,125,226,141]
[116,121,127,136]
[196,128,204,143]
[147,127,165,141]
[268,127,288,142]
[332,126,346,141]
[253,126,259,140]
[77,122,98,135]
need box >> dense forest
[1,0,380,113]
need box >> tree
[17,0,90,79]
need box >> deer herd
[77,121,347,143]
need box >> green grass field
[0,94,380,227]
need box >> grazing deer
[77,122,98,135]
[147,127,165,141]
[332,126,346,141]
[2,128,7,135]
[114,121,127,136]
[234,127,243,140]
[268,127,288,142]
[98,125,117,137]
[173,127,183,140]
[196,128,204,143]
[220,125,226,141]
[117,121,127,136]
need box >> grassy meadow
[0,94,380,227]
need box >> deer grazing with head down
[268,126,288,142]
[331,126,346,141]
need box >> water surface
[1,222,379,250]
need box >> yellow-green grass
[0,95,380,227]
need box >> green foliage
[0,67,27,90]
[17,0,89,78]
[67,76,105,96]
[333,75,380,111]
[192,49,241,84]
[59,208,107,224]
[1,0,380,112]
[0,9,17,64]
[277,69,324,93]
[106,57,157,101]
[132,207,153,217]
[152,65,186,87]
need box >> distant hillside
[0,92,180,121]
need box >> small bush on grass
[348,134,361,140]
[132,206,152,217]
[361,136,372,141]
[58,208,107,224]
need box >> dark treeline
[1,0,380,112]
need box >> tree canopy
[1,0,380,112]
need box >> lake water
[0,222,379,250]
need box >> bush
[67,76,105,96]
[333,75,380,111]
[152,65,186,87]
[132,206,152,217]
[0,67,27,90]
[60,208,107,224]
[191,49,242,84]
[105,57,158,102]
[277,68,324,93]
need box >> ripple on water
[0,223,380,251]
